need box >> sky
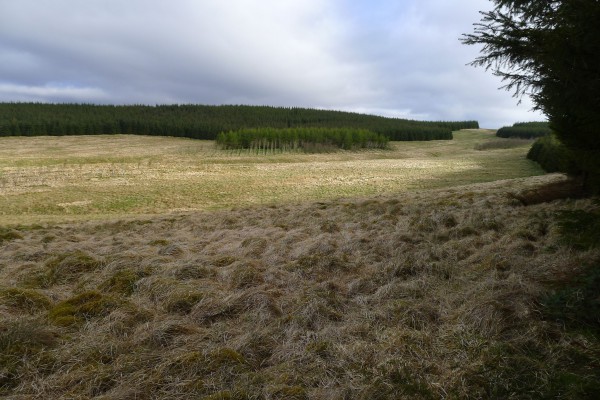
[0,0,545,128]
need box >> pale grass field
[0,132,598,398]
[0,130,543,225]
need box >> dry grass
[1,172,599,398]
[0,130,542,225]
[1,132,597,398]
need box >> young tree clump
[216,127,389,152]
[462,0,600,192]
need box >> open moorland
[1,131,599,399]
[0,129,541,225]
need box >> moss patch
[48,290,123,326]
[0,287,52,313]
[45,250,102,284]
[99,269,146,296]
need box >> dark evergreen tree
[462,0,600,192]
[496,121,551,139]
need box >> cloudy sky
[0,0,544,128]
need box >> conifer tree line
[496,121,551,139]
[0,103,478,141]
[462,0,600,192]
[216,127,389,152]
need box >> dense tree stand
[462,0,600,193]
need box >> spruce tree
[462,0,600,192]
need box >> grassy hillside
[1,130,597,398]
[1,175,598,398]
[0,129,542,225]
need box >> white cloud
[0,83,107,102]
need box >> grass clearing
[0,130,543,225]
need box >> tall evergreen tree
[462,0,600,192]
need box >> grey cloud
[0,0,544,127]
[0,82,108,102]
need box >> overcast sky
[0,0,545,128]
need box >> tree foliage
[0,103,477,142]
[496,121,551,139]
[462,0,600,191]
[527,134,579,174]
[216,127,389,152]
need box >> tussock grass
[1,174,599,398]
[0,227,23,243]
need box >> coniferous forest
[0,103,478,141]
[216,127,389,151]
[496,121,551,139]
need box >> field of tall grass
[1,130,598,398]
[0,129,541,225]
